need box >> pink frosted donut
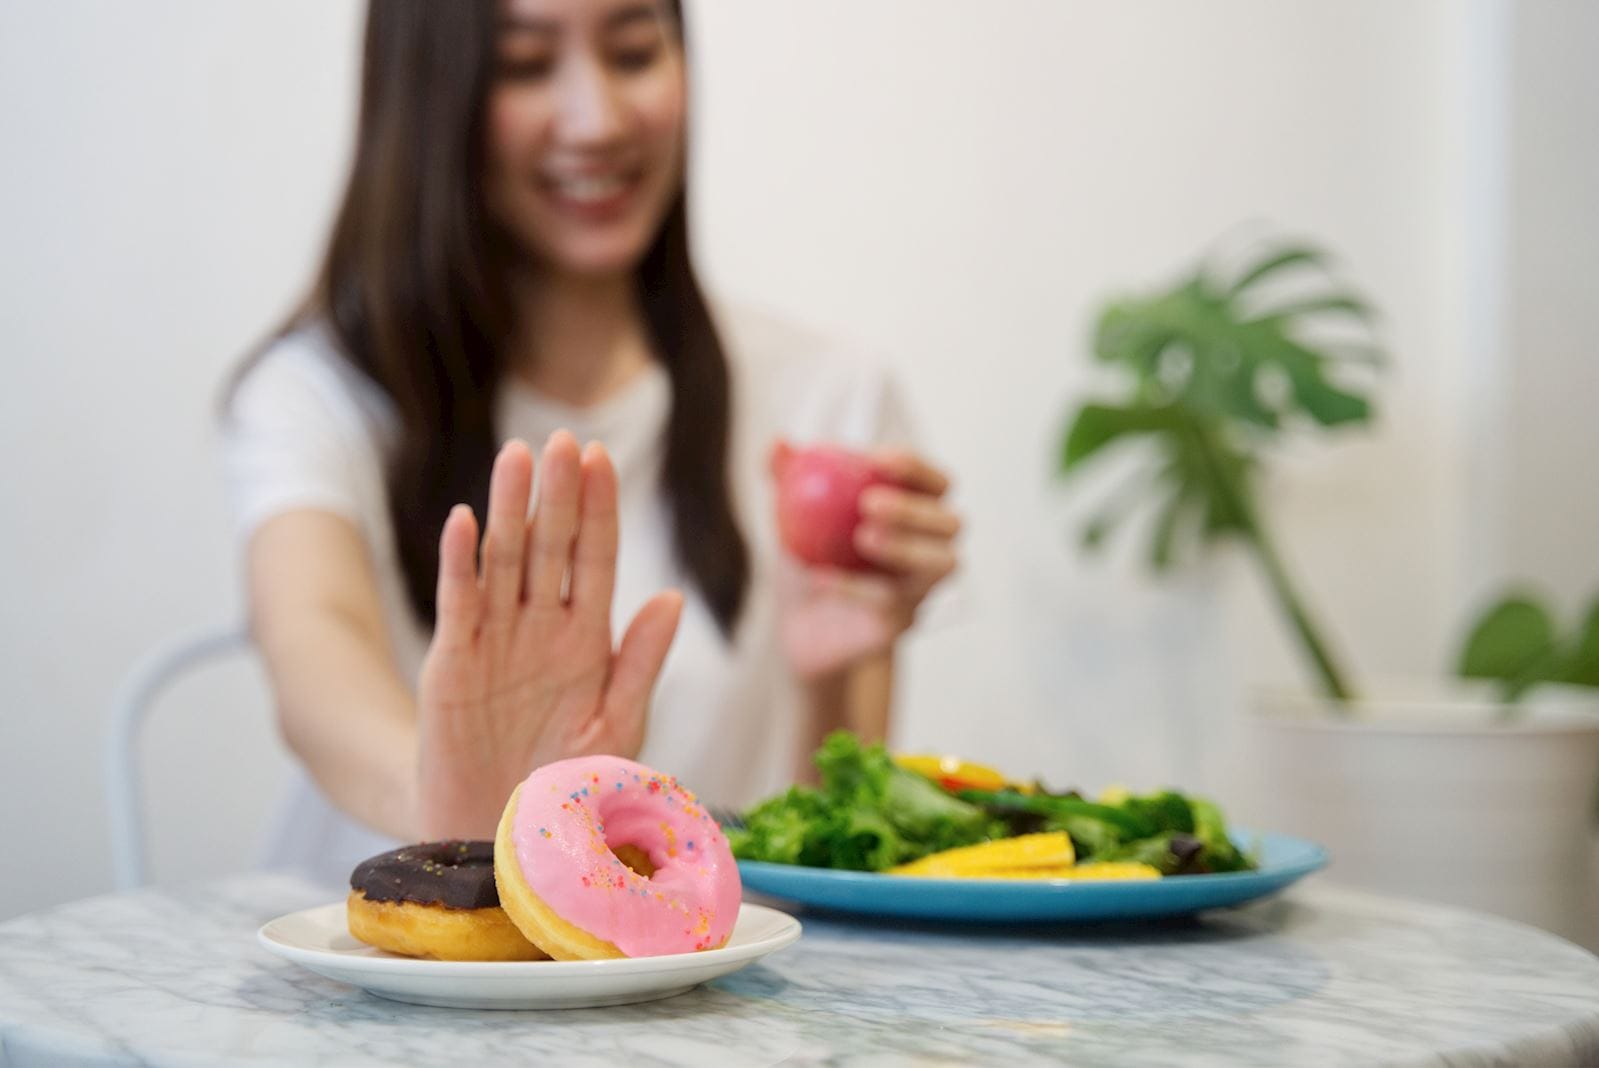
[492,756,742,960]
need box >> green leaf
[1149,482,1196,571]
[1559,599,1599,689]
[1099,833,1190,873]
[1256,335,1373,427]
[1093,302,1171,375]
[1229,245,1328,296]
[1050,815,1123,859]
[1284,369,1371,427]
[1121,791,1196,833]
[1189,797,1252,873]
[1201,491,1242,539]
[957,789,1156,838]
[1059,403,1177,472]
[1186,440,1252,539]
[1459,596,1558,683]
[1217,352,1282,428]
[1252,294,1374,324]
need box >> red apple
[771,442,895,571]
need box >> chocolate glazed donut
[351,841,502,908]
[346,841,548,961]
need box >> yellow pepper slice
[976,862,1161,881]
[893,753,1010,794]
[889,832,1075,876]
[894,860,1162,881]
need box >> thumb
[605,589,684,720]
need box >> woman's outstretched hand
[415,431,683,839]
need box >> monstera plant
[1057,240,1382,704]
[1056,236,1599,939]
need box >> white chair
[104,625,254,890]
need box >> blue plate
[737,830,1327,922]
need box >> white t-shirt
[222,303,914,885]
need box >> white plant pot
[1247,680,1599,946]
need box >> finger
[527,430,582,607]
[854,522,958,580]
[869,448,950,497]
[434,504,481,652]
[481,441,534,622]
[605,589,685,720]
[568,442,619,614]
[768,438,795,481]
[858,485,962,539]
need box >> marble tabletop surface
[1,874,1597,1067]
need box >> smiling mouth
[541,169,644,214]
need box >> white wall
[0,1,1589,920]
[1502,1,1599,616]
[0,1,365,918]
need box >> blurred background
[2,0,1596,924]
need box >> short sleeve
[218,337,379,542]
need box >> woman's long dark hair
[237,0,748,636]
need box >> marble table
[1,874,1597,1067]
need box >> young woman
[223,0,961,884]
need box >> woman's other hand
[775,446,960,681]
[416,431,682,839]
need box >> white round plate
[257,901,801,1010]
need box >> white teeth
[552,174,627,203]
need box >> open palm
[416,432,682,839]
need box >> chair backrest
[104,625,253,890]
